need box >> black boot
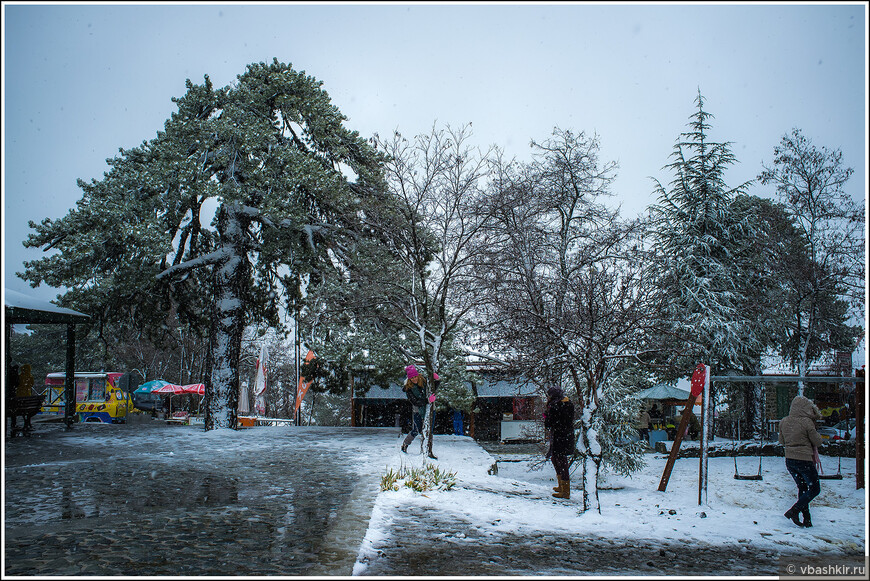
[801,508,812,528]
[784,506,803,527]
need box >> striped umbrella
[152,383,205,396]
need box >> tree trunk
[577,417,603,513]
[743,364,765,440]
[797,310,815,397]
[421,354,438,459]
[205,204,248,430]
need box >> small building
[350,365,542,442]
[761,352,859,425]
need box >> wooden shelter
[4,288,90,429]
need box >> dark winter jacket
[544,397,575,457]
[778,395,823,462]
[403,377,428,409]
[687,411,701,433]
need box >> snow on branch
[458,347,510,367]
[156,247,230,280]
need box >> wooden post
[856,368,864,490]
[658,394,698,492]
[64,323,76,429]
[349,372,356,427]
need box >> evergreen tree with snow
[21,60,397,430]
[592,366,650,477]
[648,90,759,389]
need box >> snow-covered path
[354,435,866,576]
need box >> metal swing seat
[818,453,844,480]
[732,418,763,481]
[733,449,763,480]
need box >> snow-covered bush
[380,463,457,492]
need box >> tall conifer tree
[648,90,759,424]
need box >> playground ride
[42,372,130,423]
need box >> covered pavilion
[4,288,90,429]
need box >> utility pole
[294,312,301,426]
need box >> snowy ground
[353,434,867,576]
[4,423,866,576]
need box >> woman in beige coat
[778,395,824,527]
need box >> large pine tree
[21,60,397,430]
[649,90,757,375]
[647,90,779,438]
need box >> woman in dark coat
[544,386,575,499]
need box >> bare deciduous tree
[474,128,662,512]
[758,128,864,394]
[376,123,497,458]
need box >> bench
[8,394,46,437]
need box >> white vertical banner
[254,344,268,416]
[238,381,250,415]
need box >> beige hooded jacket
[778,395,823,462]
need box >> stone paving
[4,421,397,576]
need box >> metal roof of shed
[634,383,691,401]
[353,376,538,400]
[4,288,90,324]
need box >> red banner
[690,363,707,397]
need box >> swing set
[658,368,861,503]
[715,375,858,483]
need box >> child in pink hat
[401,365,439,452]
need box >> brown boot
[552,476,563,492]
[401,432,415,453]
[552,477,570,499]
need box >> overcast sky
[2,1,867,302]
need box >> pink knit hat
[405,365,419,379]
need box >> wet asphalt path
[4,422,398,576]
[357,502,787,576]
